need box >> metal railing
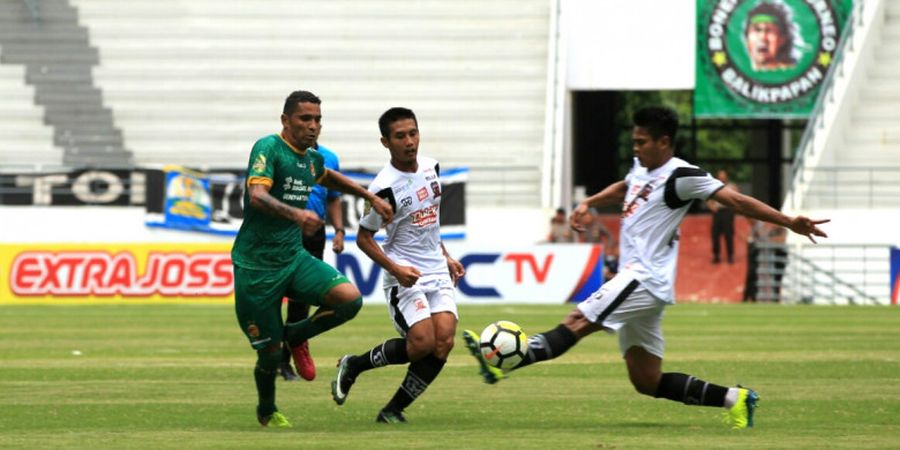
[795,166,900,209]
[786,0,867,210]
[770,242,891,305]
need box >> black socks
[654,372,728,407]
[348,338,410,375]
[516,324,578,369]
[384,354,446,413]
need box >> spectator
[573,208,619,281]
[547,207,573,242]
[575,207,614,244]
[743,219,787,302]
[707,170,738,264]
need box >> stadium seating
[0,62,61,169]
[0,0,131,168]
[66,0,550,207]
[788,0,900,211]
[781,0,900,304]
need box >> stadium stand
[0,62,60,169]
[65,0,550,207]
[0,0,131,168]
[782,0,899,304]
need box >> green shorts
[234,250,349,350]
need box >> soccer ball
[479,321,528,370]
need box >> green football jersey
[231,134,326,270]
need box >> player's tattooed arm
[247,183,323,235]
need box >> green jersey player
[231,90,392,427]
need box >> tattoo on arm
[250,185,298,221]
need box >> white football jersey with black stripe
[359,156,449,288]
[619,157,724,303]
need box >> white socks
[723,387,740,408]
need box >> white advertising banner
[325,244,605,305]
[0,243,604,305]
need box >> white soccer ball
[479,321,528,370]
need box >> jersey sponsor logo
[281,178,311,202]
[430,181,441,198]
[416,187,428,201]
[282,193,308,202]
[252,155,267,173]
[392,178,414,195]
[414,298,427,311]
[9,251,233,296]
[622,181,656,218]
[411,205,438,227]
[247,323,260,338]
[310,164,316,178]
[400,196,413,208]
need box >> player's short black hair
[633,106,679,143]
[378,107,418,138]
[283,90,321,116]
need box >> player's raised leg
[282,258,363,349]
[461,329,506,384]
[624,346,759,429]
[462,306,589,384]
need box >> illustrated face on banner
[696,0,852,118]
[744,10,794,71]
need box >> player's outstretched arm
[711,187,830,243]
[319,169,394,224]
[570,181,627,232]
[248,183,323,235]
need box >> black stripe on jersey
[595,280,640,324]
[375,186,397,213]
[434,163,440,177]
[389,287,410,334]
[664,167,709,210]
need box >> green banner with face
[695,0,853,118]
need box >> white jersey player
[331,107,465,424]
[462,106,829,430]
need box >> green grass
[1,303,899,449]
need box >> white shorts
[576,269,667,359]
[384,276,458,338]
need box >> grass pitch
[1,303,898,449]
